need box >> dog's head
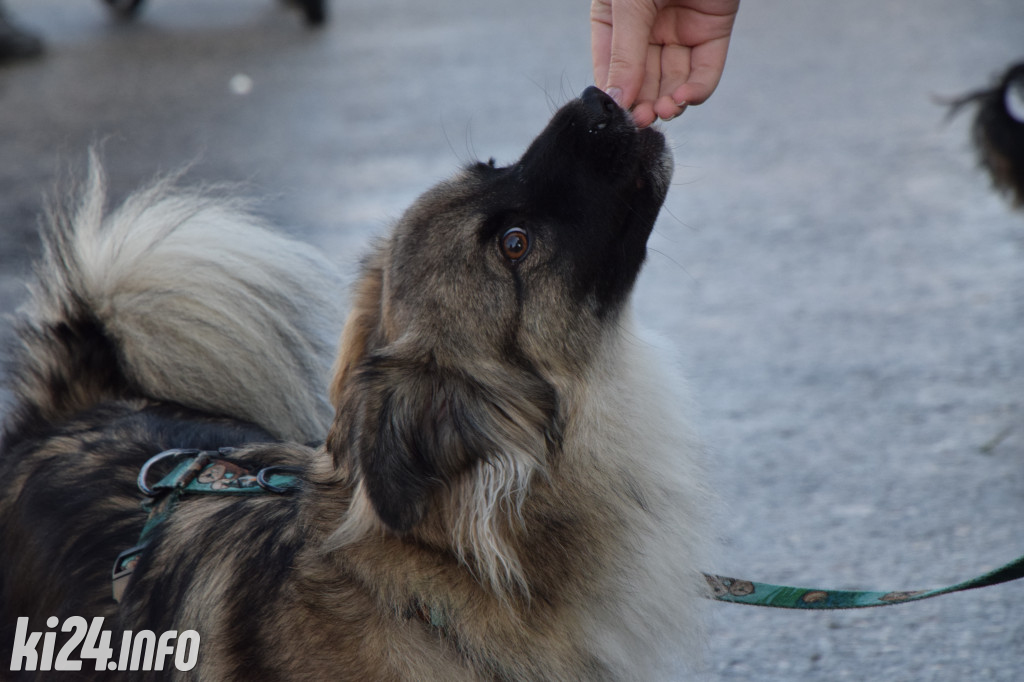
[326,88,673,585]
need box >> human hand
[591,0,739,126]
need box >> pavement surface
[2,0,1023,680]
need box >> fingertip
[606,86,625,108]
[653,96,686,121]
[673,86,708,107]
[631,102,657,128]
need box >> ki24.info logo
[10,617,199,673]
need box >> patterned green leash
[704,554,1024,609]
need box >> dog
[948,61,1024,208]
[0,87,710,681]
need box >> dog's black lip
[636,126,667,168]
[627,125,670,198]
[636,125,665,155]
[579,121,668,194]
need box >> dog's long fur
[1,89,710,681]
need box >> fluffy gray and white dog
[0,88,710,681]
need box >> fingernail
[674,99,688,109]
[606,87,624,107]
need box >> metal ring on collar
[256,466,303,494]
[137,448,201,496]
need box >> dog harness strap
[137,448,302,496]
[112,448,302,602]
[704,553,1024,609]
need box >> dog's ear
[328,351,559,534]
[329,247,387,409]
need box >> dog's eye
[500,227,530,262]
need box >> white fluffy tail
[9,155,343,442]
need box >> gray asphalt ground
[2,0,1023,680]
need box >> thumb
[603,0,658,109]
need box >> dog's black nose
[580,86,621,131]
